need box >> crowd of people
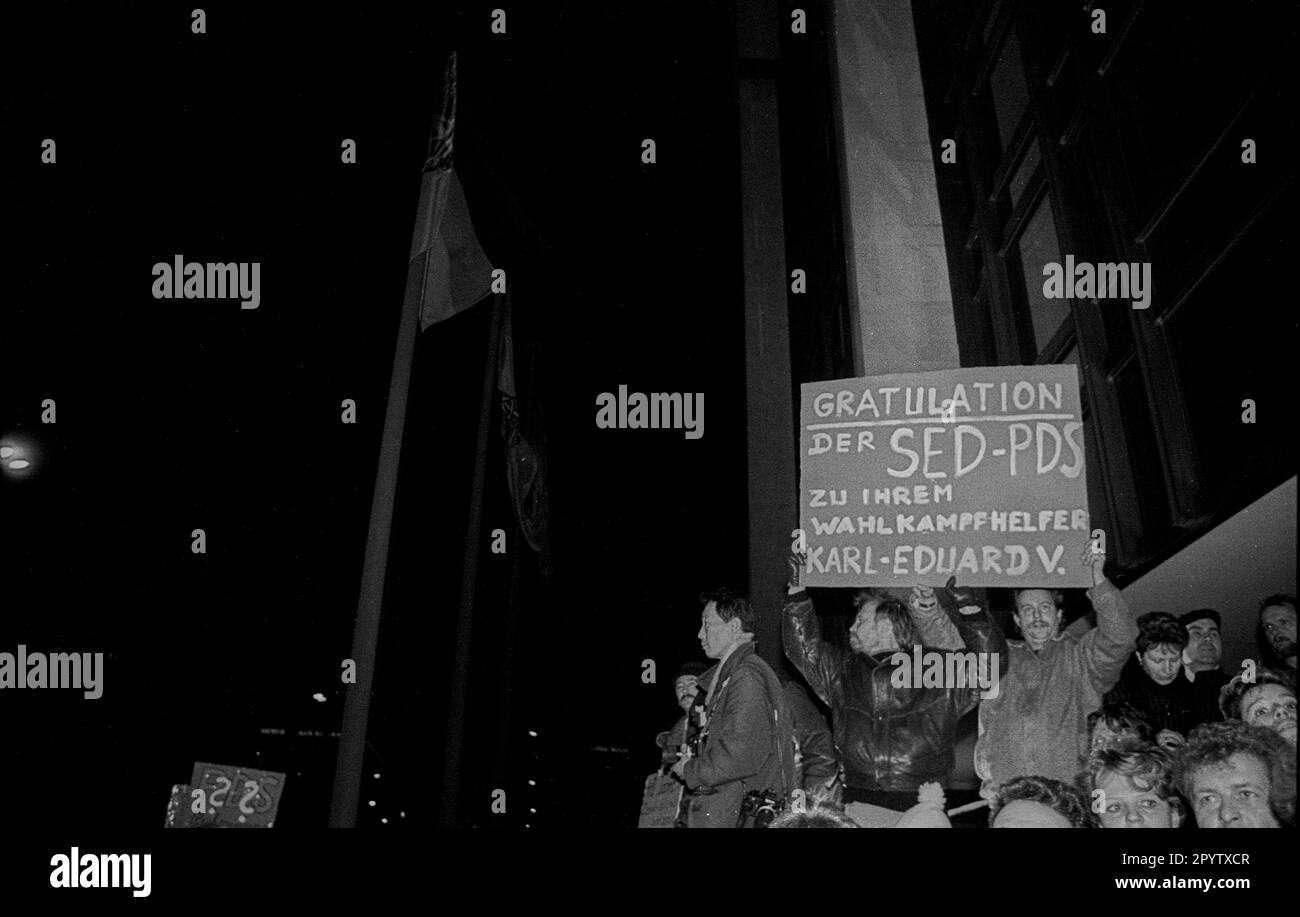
[643,544,1296,828]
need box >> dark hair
[1012,588,1065,610]
[1259,594,1297,616]
[1175,721,1296,826]
[1136,612,1188,655]
[699,587,755,634]
[1009,588,1066,642]
[1083,742,1184,821]
[851,588,888,611]
[673,660,709,684]
[1179,609,1221,630]
[1218,666,1297,721]
[1087,702,1155,746]
[1257,595,1296,668]
[991,775,1097,828]
[850,593,918,649]
[768,806,859,828]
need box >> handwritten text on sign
[799,365,1091,588]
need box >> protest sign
[799,365,1091,588]
[188,762,287,828]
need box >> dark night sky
[3,2,757,827]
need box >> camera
[736,789,785,828]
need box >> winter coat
[782,588,1006,792]
[975,580,1137,798]
[680,640,794,828]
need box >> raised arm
[938,577,1008,675]
[1077,546,1138,694]
[783,553,848,708]
[935,577,1008,716]
[909,583,964,650]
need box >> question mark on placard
[209,775,232,809]
[238,780,261,814]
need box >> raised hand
[788,552,808,590]
[909,584,938,614]
[1081,541,1107,587]
[937,576,979,614]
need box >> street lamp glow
[0,435,41,479]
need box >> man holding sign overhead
[797,365,1136,805]
[974,544,1136,800]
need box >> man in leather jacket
[782,555,1007,814]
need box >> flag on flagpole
[411,51,494,331]
[498,296,551,575]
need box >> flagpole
[438,291,504,826]
[328,244,431,827]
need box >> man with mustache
[654,661,710,768]
[975,544,1137,800]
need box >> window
[1008,140,1040,210]
[1015,195,1069,355]
[989,31,1029,153]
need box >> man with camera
[669,588,794,827]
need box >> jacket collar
[704,638,756,697]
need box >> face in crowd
[1134,613,1188,686]
[1014,589,1061,651]
[1138,644,1182,685]
[1178,722,1295,829]
[1261,602,1297,660]
[1096,772,1180,829]
[1088,745,1182,829]
[1239,683,1297,746]
[674,675,700,713]
[1188,753,1279,828]
[1184,617,1222,670]
[849,598,897,657]
[698,602,743,661]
